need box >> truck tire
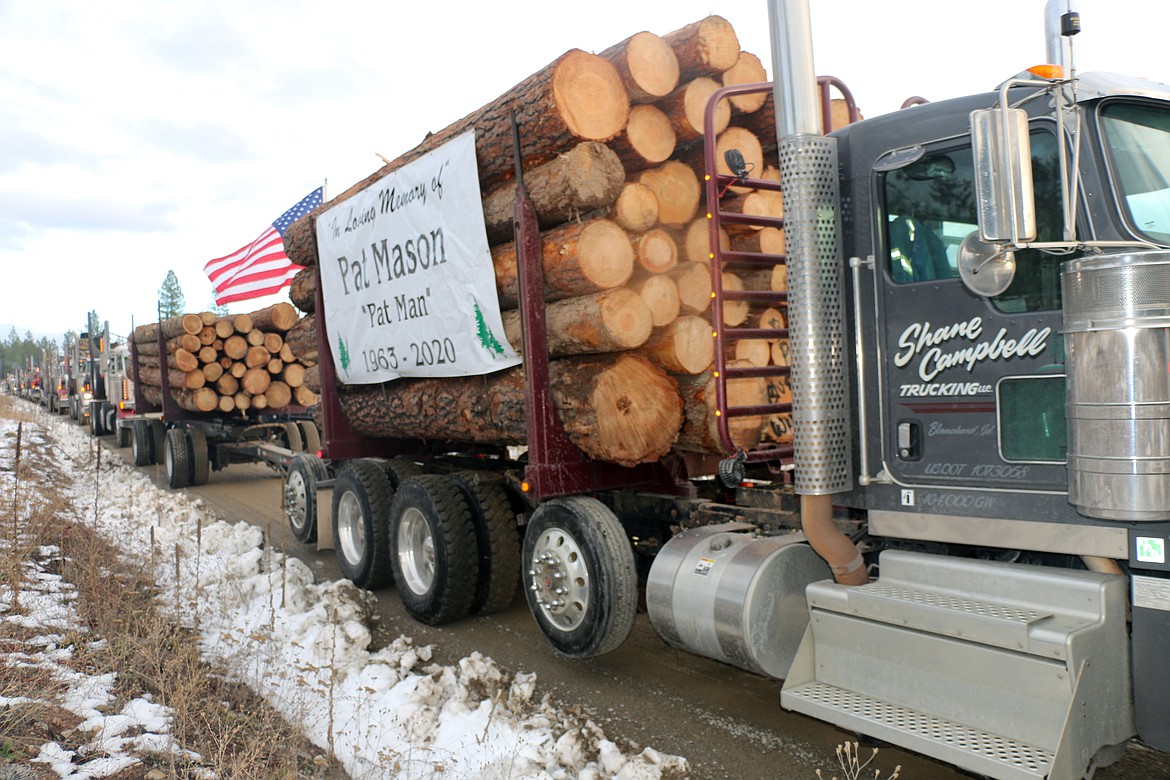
[331,460,394,589]
[286,453,328,544]
[189,428,210,486]
[522,496,638,658]
[116,422,131,448]
[104,406,117,436]
[297,421,321,454]
[68,398,77,421]
[131,421,153,466]
[452,473,521,615]
[381,458,423,488]
[148,421,166,463]
[164,428,191,489]
[282,422,304,453]
[388,475,478,625]
[89,404,105,436]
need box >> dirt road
[109,445,1170,780]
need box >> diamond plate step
[783,681,1052,780]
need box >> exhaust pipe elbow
[801,494,868,585]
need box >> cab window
[883,132,1063,312]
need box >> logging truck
[116,306,322,489]
[265,2,1170,778]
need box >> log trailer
[271,2,1170,778]
[117,314,320,490]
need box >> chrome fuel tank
[647,524,831,679]
[1063,250,1170,520]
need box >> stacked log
[131,303,320,414]
[279,15,854,463]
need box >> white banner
[315,132,520,384]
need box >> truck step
[784,681,1052,780]
[781,550,1133,780]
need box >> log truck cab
[698,1,1170,777]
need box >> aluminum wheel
[335,489,366,569]
[528,526,591,632]
[397,506,436,596]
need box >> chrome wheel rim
[336,491,366,566]
[529,527,589,631]
[397,507,435,596]
[285,470,308,532]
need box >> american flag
[205,187,323,305]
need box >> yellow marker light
[713,371,720,378]
[709,252,715,259]
[706,213,713,219]
[1027,64,1064,80]
[521,481,530,493]
[704,174,711,181]
[710,292,716,298]
[715,410,722,417]
[712,331,718,338]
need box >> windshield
[1100,101,1170,243]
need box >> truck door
[874,131,1071,494]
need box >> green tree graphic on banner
[338,336,351,376]
[474,300,506,357]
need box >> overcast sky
[1,0,1165,342]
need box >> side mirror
[971,108,1037,244]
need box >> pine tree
[158,270,186,319]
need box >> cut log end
[552,51,630,142]
[625,32,680,99]
[578,355,683,467]
[577,219,636,289]
[612,182,659,232]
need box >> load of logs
[130,303,320,415]
[281,15,860,467]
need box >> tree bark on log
[501,288,653,357]
[492,218,634,308]
[606,105,676,174]
[141,385,218,413]
[600,31,680,102]
[674,362,765,454]
[663,15,741,83]
[135,334,201,357]
[289,266,316,313]
[136,365,205,391]
[637,160,700,228]
[337,354,681,467]
[285,315,318,364]
[731,227,786,256]
[249,302,299,332]
[281,49,631,267]
[480,142,625,245]
[641,315,714,374]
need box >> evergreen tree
[158,270,186,319]
[208,289,231,318]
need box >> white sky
[1,0,1166,340]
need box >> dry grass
[0,398,349,779]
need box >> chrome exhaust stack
[768,0,861,584]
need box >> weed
[816,741,902,780]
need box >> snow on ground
[1,407,689,779]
